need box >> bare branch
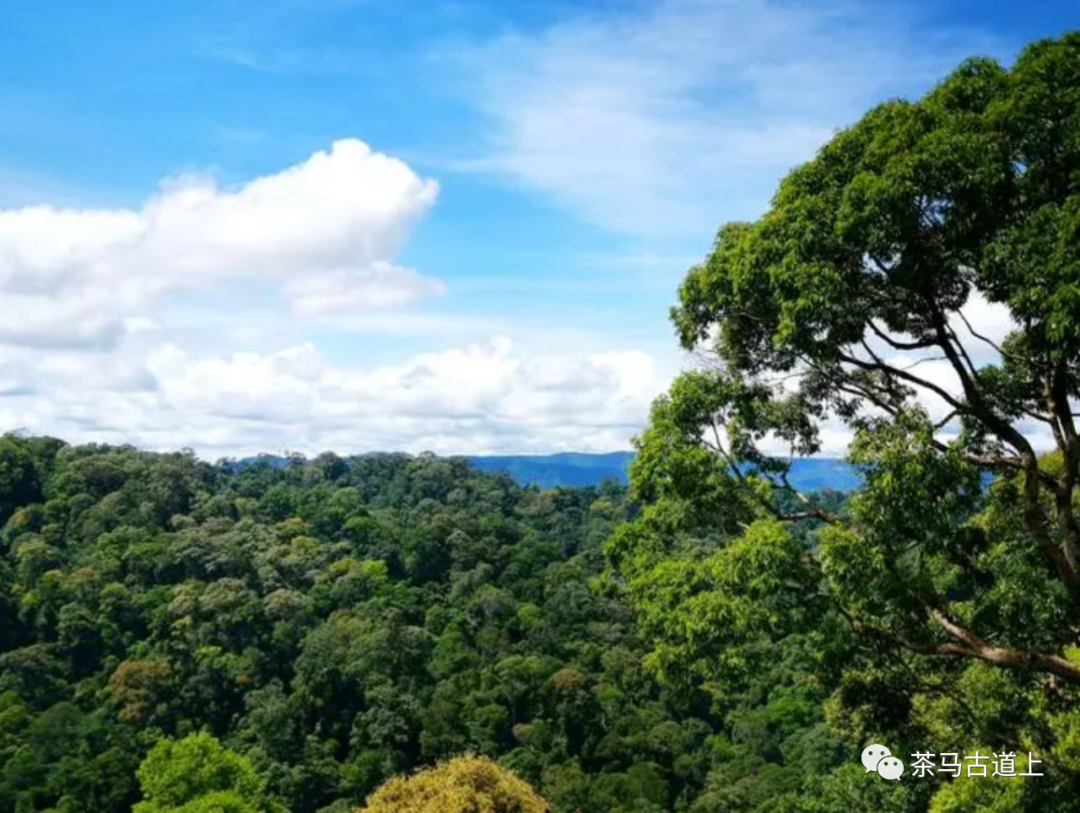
[775,471,842,525]
[934,410,958,430]
[706,419,842,526]
[867,320,938,351]
[838,351,966,411]
[945,321,980,380]
[956,308,1006,356]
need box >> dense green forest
[0,437,851,812]
[5,29,1080,813]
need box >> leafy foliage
[360,755,549,812]
[608,31,1080,812]
[0,437,746,812]
[133,732,282,813]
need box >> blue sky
[0,0,1075,457]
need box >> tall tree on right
[607,32,1080,810]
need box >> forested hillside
[0,436,856,812]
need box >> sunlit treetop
[359,755,550,813]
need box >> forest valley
[4,30,1080,813]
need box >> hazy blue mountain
[230,451,860,491]
[470,453,860,491]
[468,452,637,489]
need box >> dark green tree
[608,32,1080,811]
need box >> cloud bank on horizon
[0,0,1066,458]
[0,135,660,457]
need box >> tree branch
[707,420,842,526]
[1046,359,1080,581]
[927,304,1034,459]
[774,469,843,525]
[834,598,1080,685]
[946,321,980,381]
[927,608,1080,684]
[920,304,1080,592]
[867,321,938,351]
[956,308,1006,357]
[934,409,958,430]
[825,363,1057,489]
[838,351,966,412]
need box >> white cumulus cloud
[0,337,668,457]
[0,134,677,456]
[0,139,440,349]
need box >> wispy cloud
[194,37,385,77]
[455,0,1001,237]
[208,125,269,145]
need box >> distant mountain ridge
[233,451,860,492]
[467,452,638,488]
[469,452,860,491]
